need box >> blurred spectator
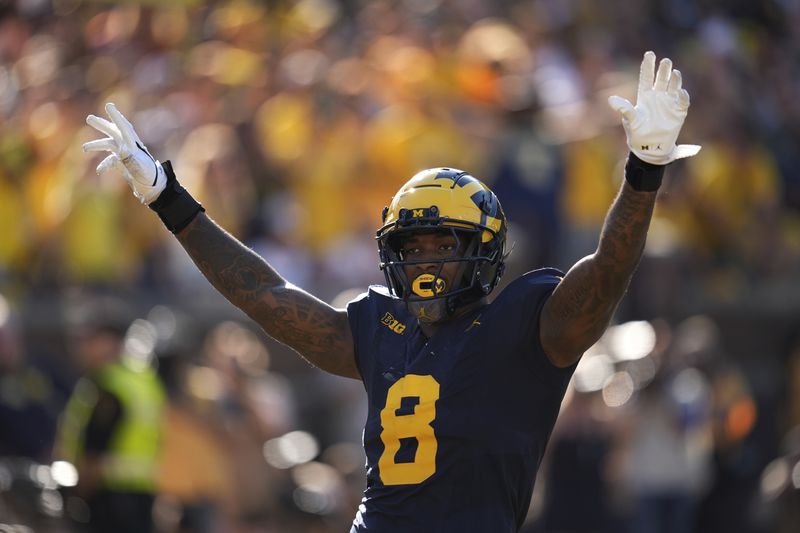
[681,117,783,289]
[490,107,564,272]
[758,424,800,533]
[198,320,298,529]
[152,307,234,533]
[695,322,761,533]
[616,316,718,533]
[0,292,63,462]
[0,292,68,530]
[54,295,166,533]
[536,387,618,533]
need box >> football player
[83,51,699,532]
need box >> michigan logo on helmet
[377,167,507,316]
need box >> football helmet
[377,167,507,321]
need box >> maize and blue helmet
[377,167,507,321]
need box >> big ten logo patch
[381,312,406,334]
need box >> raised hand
[83,103,166,204]
[608,51,701,165]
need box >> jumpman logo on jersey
[465,315,482,332]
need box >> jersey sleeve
[347,286,398,383]
[346,290,371,381]
[503,268,577,380]
[347,285,410,385]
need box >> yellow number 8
[378,374,440,485]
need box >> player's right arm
[177,213,357,378]
[82,103,358,379]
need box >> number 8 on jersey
[378,374,440,485]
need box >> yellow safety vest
[57,359,166,492]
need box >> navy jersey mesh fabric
[347,268,577,532]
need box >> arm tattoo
[542,182,657,366]
[177,214,357,378]
[595,181,656,280]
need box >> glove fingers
[105,103,140,147]
[678,88,691,111]
[96,154,121,175]
[99,156,140,191]
[638,51,656,100]
[86,115,123,145]
[608,95,636,123]
[667,69,682,97]
[654,57,672,92]
[82,138,117,153]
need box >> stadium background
[0,0,799,531]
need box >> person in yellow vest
[55,297,166,533]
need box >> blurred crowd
[1,0,800,531]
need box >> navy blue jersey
[347,268,576,532]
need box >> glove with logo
[608,51,701,191]
[83,103,166,204]
[83,103,203,233]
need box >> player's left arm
[540,181,656,367]
[540,51,701,368]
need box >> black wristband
[624,152,666,192]
[148,160,204,233]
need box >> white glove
[608,51,701,165]
[83,103,166,205]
